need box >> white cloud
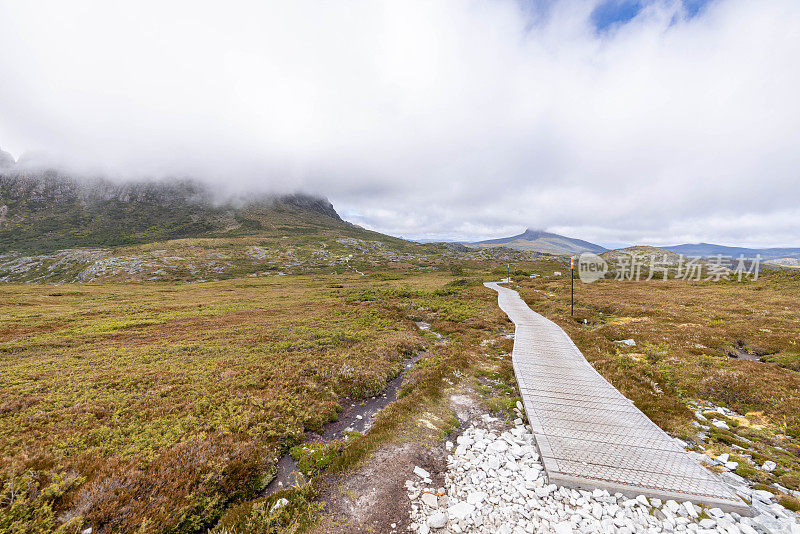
[0,0,798,246]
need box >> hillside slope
[601,245,681,262]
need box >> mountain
[0,169,344,253]
[662,243,800,261]
[466,228,606,256]
[0,168,511,283]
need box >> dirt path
[311,393,486,533]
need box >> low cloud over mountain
[1,0,798,247]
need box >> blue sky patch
[590,0,712,31]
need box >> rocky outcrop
[433,242,471,253]
[276,193,342,221]
[0,147,14,168]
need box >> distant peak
[519,228,554,238]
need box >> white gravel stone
[269,498,288,512]
[490,440,509,453]
[683,501,699,518]
[427,511,448,529]
[467,491,487,505]
[752,489,775,501]
[448,501,475,521]
[421,492,439,508]
[457,435,474,447]
[665,500,680,513]
[414,466,431,479]
[406,418,800,534]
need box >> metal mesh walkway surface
[484,282,749,514]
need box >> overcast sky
[1,0,798,247]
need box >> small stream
[263,350,423,495]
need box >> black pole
[570,258,574,316]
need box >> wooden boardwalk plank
[485,281,749,514]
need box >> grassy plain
[0,274,427,531]
[0,267,522,533]
[2,254,799,533]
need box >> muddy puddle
[726,340,763,362]
[415,320,444,340]
[494,327,514,340]
[727,350,762,362]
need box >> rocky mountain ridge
[0,169,342,252]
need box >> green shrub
[779,494,800,512]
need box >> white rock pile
[406,416,800,534]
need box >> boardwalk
[484,282,749,514]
